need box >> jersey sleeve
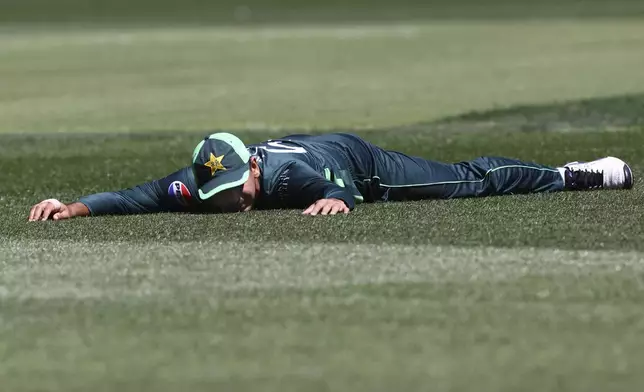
[78,167,198,216]
[274,161,356,210]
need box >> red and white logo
[168,181,192,206]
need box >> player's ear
[249,157,261,178]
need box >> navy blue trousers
[354,138,565,202]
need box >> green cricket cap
[192,132,251,200]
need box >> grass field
[3,20,644,133]
[2,2,644,391]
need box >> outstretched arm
[28,167,198,221]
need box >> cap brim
[198,164,249,200]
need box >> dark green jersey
[249,133,376,210]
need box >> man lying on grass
[29,132,634,221]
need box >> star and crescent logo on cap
[204,153,226,176]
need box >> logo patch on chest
[168,181,192,206]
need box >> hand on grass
[302,198,350,216]
[28,200,88,221]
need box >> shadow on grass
[393,93,644,134]
[3,93,643,144]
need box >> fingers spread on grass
[29,200,65,221]
[41,204,55,221]
[28,205,37,221]
[29,204,44,222]
[302,203,317,215]
[320,203,334,215]
[330,202,349,215]
[308,200,324,216]
[303,199,349,216]
[303,200,325,216]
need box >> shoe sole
[624,163,634,189]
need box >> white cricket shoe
[561,157,634,190]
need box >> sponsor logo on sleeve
[168,181,192,206]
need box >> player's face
[202,158,261,213]
[206,176,257,213]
